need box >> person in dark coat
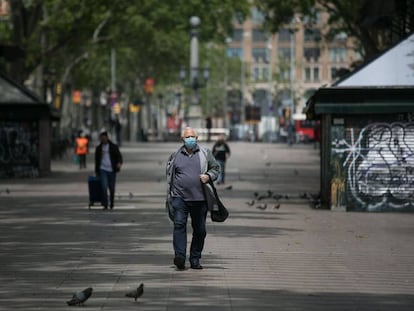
[212,134,231,185]
[95,131,123,210]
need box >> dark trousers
[99,169,116,208]
[172,197,207,263]
[78,154,87,169]
[217,160,226,184]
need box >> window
[226,47,243,59]
[303,8,322,25]
[278,29,293,43]
[252,29,267,42]
[304,68,311,82]
[304,28,321,42]
[252,48,267,62]
[232,29,243,42]
[278,68,291,82]
[251,7,265,24]
[278,47,292,61]
[329,48,346,62]
[253,67,260,81]
[304,48,320,62]
[262,67,269,80]
[304,66,320,82]
[252,66,270,81]
[313,67,320,82]
[334,32,347,41]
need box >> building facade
[226,7,361,139]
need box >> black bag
[204,179,229,222]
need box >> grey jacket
[166,144,220,205]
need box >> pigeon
[253,192,259,198]
[257,190,273,201]
[245,200,255,206]
[5,188,10,194]
[66,287,93,306]
[310,198,322,209]
[129,192,133,199]
[272,193,283,201]
[294,169,299,175]
[224,185,233,190]
[310,192,321,200]
[273,204,280,209]
[265,162,271,167]
[299,192,309,199]
[125,283,144,301]
[256,203,267,210]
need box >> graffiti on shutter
[332,117,414,211]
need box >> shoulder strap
[207,178,220,201]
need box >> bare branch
[92,13,111,43]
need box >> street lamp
[179,16,209,128]
[223,37,232,128]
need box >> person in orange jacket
[75,132,89,169]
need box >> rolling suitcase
[88,175,103,209]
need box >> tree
[0,0,249,88]
[254,0,403,62]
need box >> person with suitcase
[94,131,123,210]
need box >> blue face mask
[184,137,197,149]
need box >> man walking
[166,127,220,270]
[212,134,231,185]
[95,131,123,210]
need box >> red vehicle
[293,114,319,143]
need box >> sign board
[245,106,261,123]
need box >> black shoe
[110,204,114,209]
[190,261,203,270]
[174,256,185,270]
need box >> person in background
[166,127,220,270]
[95,131,123,210]
[205,116,212,142]
[75,132,89,169]
[212,134,231,185]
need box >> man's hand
[200,174,210,184]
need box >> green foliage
[0,0,249,91]
[254,0,395,61]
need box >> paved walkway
[0,142,413,310]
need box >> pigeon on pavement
[66,287,93,306]
[272,193,283,201]
[125,283,144,301]
[224,185,233,190]
[257,190,273,201]
[273,204,280,209]
[256,203,267,210]
[245,200,255,206]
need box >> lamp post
[266,36,273,138]
[223,37,232,128]
[180,16,209,128]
